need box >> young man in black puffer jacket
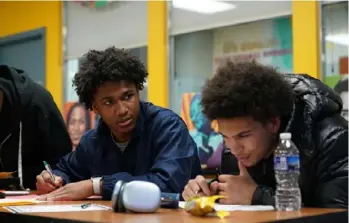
[182,61,348,208]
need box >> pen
[197,168,220,194]
[43,161,55,182]
[207,177,218,186]
[207,169,220,186]
[81,203,91,209]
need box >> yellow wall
[0,1,63,110]
[292,0,320,79]
[147,1,169,108]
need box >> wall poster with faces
[64,102,97,151]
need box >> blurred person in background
[66,102,91,151]
[0,65,72,190]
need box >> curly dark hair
[201,61,295,123]
[73,47,148,110]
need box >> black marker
[208,168,220,186]
[207,177,218,186]
[81,203,91,209]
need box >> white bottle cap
[280,132,292,139]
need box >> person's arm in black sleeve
[40,100,73,170]
[311,116,348,208]
[101,116,200,200]
[252,120,348,207]
[253,119,348,207]
[251,185,275,206]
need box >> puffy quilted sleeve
[312,114,348,208]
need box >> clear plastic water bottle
[274,132,301,211]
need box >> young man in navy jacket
[36,47,201,200]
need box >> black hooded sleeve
[0,66,72,189]
[35,89,73,170]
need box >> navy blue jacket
[52,102,202,199]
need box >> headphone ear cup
[121,181,161,213]
[118,182,127,212]
[111,180,126,212]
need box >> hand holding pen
[43,161,55,182]
[182,170,220,200]
[35,161,63,195]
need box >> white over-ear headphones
[112,181,161,213]
[111,181,180,213]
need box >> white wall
[65,1,293,58]
[171,1,292,35]
[65,1,148,58]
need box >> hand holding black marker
[181,172,220,201]
[207,177,219,187]
[196,170,220,195]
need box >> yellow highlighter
[0,199,38,207]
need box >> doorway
[0,28,46,86]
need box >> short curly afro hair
[201,61,295,123]
[73,47,148,110]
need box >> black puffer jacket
[221,73,348,208]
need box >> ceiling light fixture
[173,0,236,14]
[326,34,349,46]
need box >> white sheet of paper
[5,204,111,213]
[178,201,274,211]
